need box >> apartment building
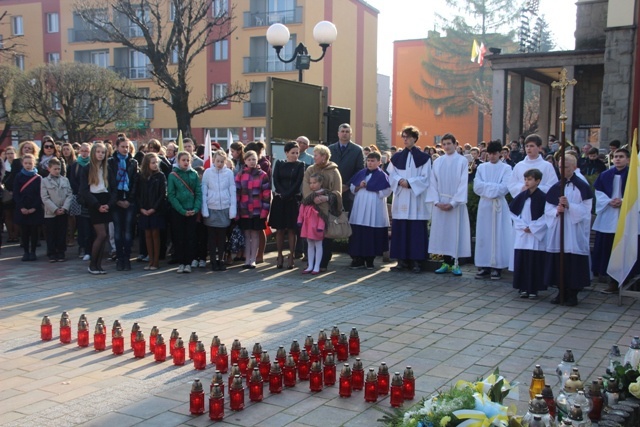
[0,0,378,148]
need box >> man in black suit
[328,123,364,213]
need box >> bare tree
[13,63,140,143]
[74,0,250,138]
[0,11,25,58]
[0,65,22,145]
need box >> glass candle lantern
[228,364,241,390]
[93,323,106,351]
[352,358,365,390]
[605,377,620,407]
[60,317,72,344]
[78,314,88,330]
[276,345,287,368]
[588,380,603,421]
[521,394,553,427]
[252,342,263,361]
[568,390,591,417]
[556,349,575,389]
[349,327,360,356]
[112,327,124,354]
[95,317,106,333]
[230,339,242,365]
[238,347,250,375]
[378,362,390,395]
[41,316,52,341]
[339,364,352,398]
[541,384,556,419]
[111,319,121,338]
[249,368,264,402]
[230,375,245,411]
[390,372,404,408]
[130,322,140,349]
[323,353,336,386]
[323,339,335,362]
[209,335,220,364]
[304,335,314,354]
[336,333,349,362]
[259,351,271,379]
[217,344,229,373]
[154,334,166,362]
[246,357,258,385]
[169,328,179,356]
[149,326,159,353]
[567,404,587,427]
[189,379,205,415]
[365,368,378,402]
[173,337,185,366]
[310,343,321,364]
[193,341,207,370]
[77,319,89,347]
[209,384,224,421]
[309,361,323,392]
[317,329,327,354]
[330,325,340,347]
[607,345,622,375]
[530,365,546,399]
[403,366,415,400]
[290,339,301,364]
[133,330,146,358]
[624,336,640,370]
[269,362,283,394]
[188,332,198,360]
[283,355,297,387]
[210,370,224,396]
[298,350,311,380]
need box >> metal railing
[243,56,296,74]
[243,7,302,28]
[111,66,152,80]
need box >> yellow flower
[440,416,451,427]
[629,382,640,399]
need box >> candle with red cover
[364,368,378,402]
[309,361,323,392]
[111,319,122,338]
[169,328,179,356]
[323,339,335,362]
[246,356,258,385]
[130,322,140,349]
[290,339,301,364]
[259,350,271,379]
[304,335,314,354]
[349,327,360,356]
[323,353,336,386]
[209,335,220,364]
[252,342,262,361]
[284,355,297,387]
[336,333,349,362]
[189,379,205,415]
[352,358,364,390]
[403,366,415,400]
[216,343,229,373]
[378,362,390,395]
[94,323,106,351]
[173,337,186,365]
[317,329,327,354]
[339,364,352,398]
[188,332,198,360]
[228,364,241,390]
[149,326,159,353]
[229,375,245,411]
[193,341,207,370]
[231,339,242,365]
[211,370,224,395]
[238,347,250,376]
[298,350,311,381]
[249,368,264,402]
[112,327,124,354]
[330,325,340,347]
[60,317,72,344]
[310,343,321,364]
[276,345,287,368]
[269,362,283,394]
[133,330,146,358]
[154,334,166,362]
[77,319,89,347]
[41,316,52,341]
[209,384,224,421]
[390,372,404,407]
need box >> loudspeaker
[326,106,351,144]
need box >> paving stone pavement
[1,240,639,426]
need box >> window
[162,128,178,141]
[47,13,59,33]
[136,88,151,119]
[15,54,24,70]
[212,0,228,17]
[205,128,235,147]
[48,52,60,64]
[169,3,176,21]
[51,92,61,110]
[171,46,179,64]
[213,40,228,61]
[0,35,4,50]
[91,51,109,68]
[212,83,228,104]
[12,16,23,36]
[129,50,150,78]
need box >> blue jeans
[112,202,136,260]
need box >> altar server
[508,134,558,197]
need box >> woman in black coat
[13,153,44,260]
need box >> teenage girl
[79,142,116,274]
[13,153,44,261]
[137,153,167,271]
[235,150,271,269]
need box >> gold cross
[551,68,577,121]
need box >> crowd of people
[0,125,637,307]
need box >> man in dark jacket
[107,136,139,271]
[328,123,364,213]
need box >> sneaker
[82,254,91,261]
[435,263,451,274]
[519,291,529,298]
[176,264,185,273]
[184,264,192,273]
[528,294,538,299]
[198,260,207,268]
[88,267,101,275]
[349,259,365,270]
[451,265,462,276]
[191,260,198,268]
[136,254,145,262]
[475,269,490,279]
[490,270,501,280]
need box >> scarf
[40,154,53,170]
[76,156,89,167]
[116,153,129,192]
[21,168,37,177]
[390,146,430,170]
[509,187,546,221]
[545,174,593,205]
[594,166,628,198]
[349,167,390,192]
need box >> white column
[491,69,507,143]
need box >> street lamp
[266,21,337,82]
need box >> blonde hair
[313,145,331,161]
[214,149,228,160]
[243,150,257,161]
[88,142,109,187]
[18,140,39,158]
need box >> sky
[366,0,578,77]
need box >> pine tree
[538,15,557,52]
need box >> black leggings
[21,224,39,253]
[208,227,227,262]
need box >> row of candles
[40,312,416,421]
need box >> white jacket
[40,174,73,218]
[201,166,237,219]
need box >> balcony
[68,28,104,43]
[243,7,302,28]
[243,102,266,118]
[136,104,154,120]
[112,66,152,80]
[243,56,295,74]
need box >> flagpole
[551,69,577,305]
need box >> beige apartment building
[0,0,378,148]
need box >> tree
[538,15,557,52]
[0,65,22,145]
[0,11,24,58]
[376,123,389,151]
[74,0,250,138]
[411,0,522,142]
[13,63,140,143]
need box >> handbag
[324,211,352,239]
[69,194,82,216]
[1,183,11,203]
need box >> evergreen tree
[538,15,557,52]
[376,123,389,151]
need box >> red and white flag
[203,130,212,169]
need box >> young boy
[509,169,547,298]
[508,134,558,197]
[348,152,392,269]
[473,141,513,280]
[40,157,73,262]
[427,133,471,276]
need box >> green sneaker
[451,265,462,276]
[435,263,451,274]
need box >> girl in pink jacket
[297,174,326,274]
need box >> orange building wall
[392,39,492,149]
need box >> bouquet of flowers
[379,368,520,427]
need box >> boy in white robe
[508,134,558,198]
[473,141,513,280]
[427,133,471,276]
[348,152,392,269]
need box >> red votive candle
[269,362,283,394]
[390,372,404,407]
[349,327,360,356]
[352,358,364,390]
[112,328,124,354]
[339,364,352,398]
[403,366,415,400]
[365,368,378,402]
[154,334,166,362]
[309,361,323,392]
[193,341,207,370]
[249,368,264,402]
[190,379,205,415]
[41,316,52,341]
[230,375,245,411]
[216,344,229,373]
[209,384,224,421]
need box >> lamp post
[266,21,337,82]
